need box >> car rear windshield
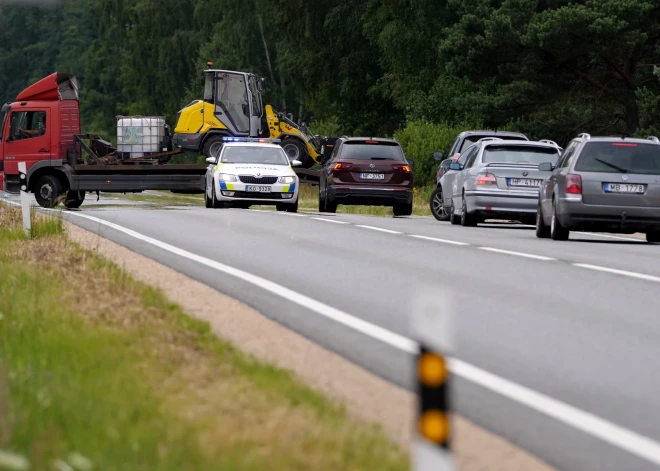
[221,146,289,165]
[574,142,660,175]
[460,135,526,152]
[341,141,405,160]
[483,146,559,164]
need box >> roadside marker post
[18,162,31,237]
[411,292,456,471]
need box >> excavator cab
[202,69,265,137]
[174,66,323,168]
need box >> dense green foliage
[2,0,659,171]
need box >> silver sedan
[449,141,561,226]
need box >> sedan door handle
[39,148,50,153]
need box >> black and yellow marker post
[411,292,455,471]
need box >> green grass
[0,203,407,471]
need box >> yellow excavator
[173,65,323,168]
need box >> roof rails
[648,136,660,143]
[476,137,502,143]
[577,133,591,140]
[539,139,560,147]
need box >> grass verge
[0,203,407,471]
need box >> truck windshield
[574,142,660,175]
[483,146,559,164]
[216,73,249,133]
[221,146,289,165]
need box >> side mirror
[433,152,444,161]
[449,162,462,171]
[291,159,302,167]
[538,162,554,172]
[205,157,218,164]
[407,158,415,165]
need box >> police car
[204,137,301,212]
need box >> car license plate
[507,178,543,187]
[360,173,385,180]
[604,183,646,194]
[246,185,271,193]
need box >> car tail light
[476,172,497,186]
[565,174,582,194]
[333,162,353,170]
[392,164,411,172]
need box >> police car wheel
[211,184,225,208]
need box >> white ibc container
[117,116,166,158]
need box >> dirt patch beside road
[66,221,555,471]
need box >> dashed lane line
[478,247,557,261]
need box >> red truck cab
[0,73,80,198]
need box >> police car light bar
[222,137,282,143]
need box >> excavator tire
[281,139,313,168]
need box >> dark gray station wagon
[536,134,660,242]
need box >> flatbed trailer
[0,73,319,208]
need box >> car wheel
[325,200,337,213]
[205,187,212,208]
[34,175,64,208]
[460,196,477,227]
[535,203,550,239]
[285,199,299,213]
[449,201,460,225]
[550,199,569,241]
[211,183,224,209]
[64,191,85,209]
[318,186,327,212]
[646,232,660,243]
[430,187,450,221]
[393,202,412,217]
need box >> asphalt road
[12,194,660,470]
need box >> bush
[394,120,480,187]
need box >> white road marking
[7,201,660,466]
[312,217,348,224]
[580,232,645,242]
[478,247,556,261]
[449,358,660,466]
[277,212,306,217]
[409,235,470,246]
[355,225,401,234]
[574,263,660,284]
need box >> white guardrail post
[18,162,31,237]
[411,292,456,471]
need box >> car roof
[481,140,560,149]
[222,142,282,148]
[459,130,528,138]
[340,137,400,144]
[573,135,660,145]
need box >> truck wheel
[34,175,64,208]
[203,136,225,158]
[281,140,312,168]
[64,191,85,209]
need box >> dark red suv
[318,137,414,216]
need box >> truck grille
[239,175,278,184]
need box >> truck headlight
[278,176,296,184]
[218,173,238,182]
